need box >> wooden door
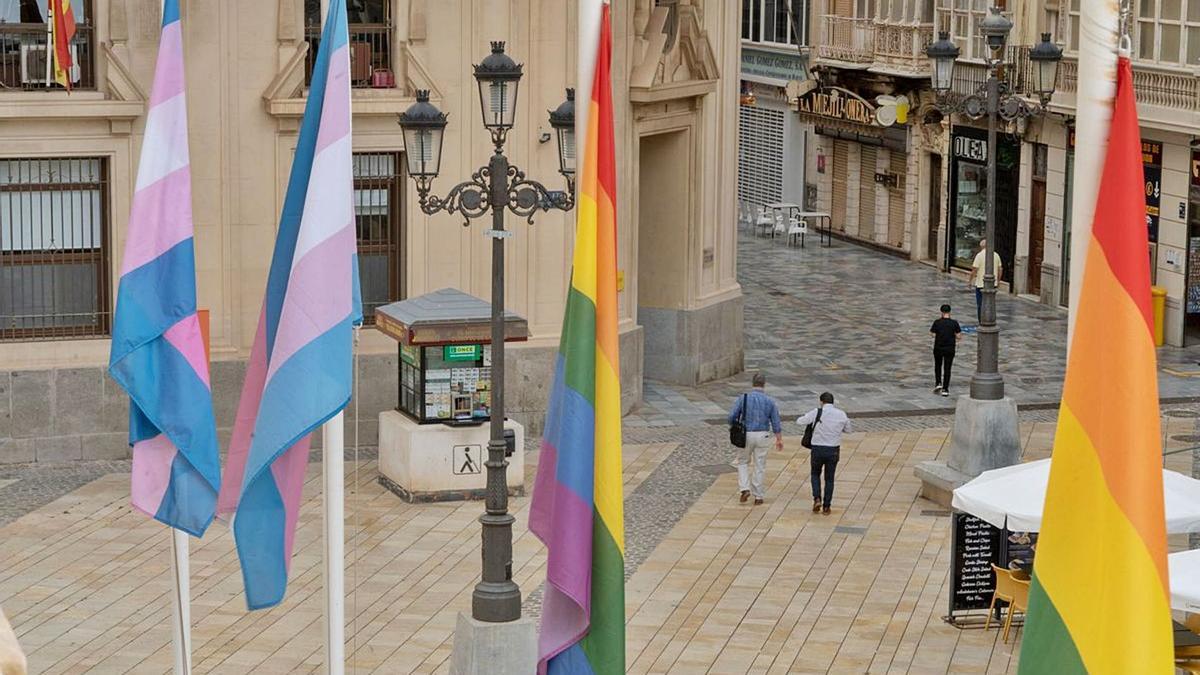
[927,154,942,261]
[1029,179,1046,296]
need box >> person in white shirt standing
[796,392,853,515]
[968,238,1003,322]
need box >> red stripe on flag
[1090,57,1152,333]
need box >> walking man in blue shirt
[727,372,783,505]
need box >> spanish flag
[529,2,624,673]
[51,0,76,91]
[1017,56,1174,673]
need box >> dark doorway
[927,153,942,262]
[1028,144,1047,297]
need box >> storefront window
[949,128,1019,283]
[952,163,988,269]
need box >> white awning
[740,72,790,88]
[1169,549,1200,613]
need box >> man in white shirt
[796,392,853,515]
[968,238,1003,322]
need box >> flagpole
[169,529,192,675]
[1066,0,1119,341]
[323,412,345,675]
[44,2,52,86]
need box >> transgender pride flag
[530,3,625,673]
[216,0,359,610]
[109,0,220,538]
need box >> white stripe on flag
[135,93,190,191]
[291,134,353,267]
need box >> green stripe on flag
[580,512,624,675]
[1018,575,1087,674]
[559,285,597,406]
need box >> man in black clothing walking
[930,304,962,397]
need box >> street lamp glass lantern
[1029,32,1063,99]
[474,41,523,132]
[548,88,576,182]
[979,7,1013,56]
[926,32,960,94]
[397,90,448,179]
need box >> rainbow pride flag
[215,0,360,610]
[1017,56,1173,673]
[109,0,220,537]
[529,3,625,673]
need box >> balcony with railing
[0,22,95,91]
[815,16,934,77]
[948,46,1041,98]
[816,16,876,65]
[1058,58,1200,113]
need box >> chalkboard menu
[950,513,1004,612]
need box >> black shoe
[812,498,822,513]
[754,498,764,506]
[740,490,750,503]
[822,506,831,515]
[941,390,950,397]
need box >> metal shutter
[832,140,849,232]
[859,146,877,240]
[887,150,907,248]
[737,105,785,207]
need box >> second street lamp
[925,7,1061,403]
[397,43,575,625]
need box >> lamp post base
[948,395,1021,477]
[450,612,536,675]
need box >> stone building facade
[0,0,743,462]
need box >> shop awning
[1169,549,1200,612]
[951,458,1200,533]
[741,72,790,88]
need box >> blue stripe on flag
[110,239,197,364]
[157,450,219,536]
[162,0,180,26]
[547,643,597,675]
[233,463,289,609]
[543,356,596,503]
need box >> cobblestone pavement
[628,230,1200,427]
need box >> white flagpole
[44,2,52,86]
[1066,0,1120,342]
[323,412,345,675]
[169,530,192,675]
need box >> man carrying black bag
[797,392,852,515]
[727,372,783,506]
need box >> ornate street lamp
[1029,33,1064,103]
[397,43,574,625]
[925,10,1061,404]
[927,32,960,95]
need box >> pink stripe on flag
[121,166,193,275]
[314,44,351,154]
[542,478,595,611]
[265,225,354,381]
[538,585,591,670]
[217,310,269,517]
[148,22,186,108]
[270,439,311,568]
[163,312,210,388]
[130,434,176,518]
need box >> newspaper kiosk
[374,288,527,502]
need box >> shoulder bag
[729,394,748,448]
[801,406,824,449]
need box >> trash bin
[1151,286,1167,346]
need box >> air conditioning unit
[19,44,80,85]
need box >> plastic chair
[787,216,806,248]
[754,206,773,237]
[772,211,787,238]
[1178,660,1200,674]
[986,564,1029,643]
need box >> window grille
[737,105,786,207]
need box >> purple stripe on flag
[148,22,186,108]
[130,434,177,518]
[314,44,350,154]
[539,584,590,669]
[121,167,192,275]
[541,474,595,612]
[162,312,209,387]
[270,439,310,566]
[266,225,354,381]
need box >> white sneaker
[941,390,950,397]
[933,386,942,394]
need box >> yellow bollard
[1150,286,1166,347]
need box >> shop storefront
[738,46,810,208]
[948,125,1020,285]
[803,84,915,252]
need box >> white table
[797,210,832,247]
